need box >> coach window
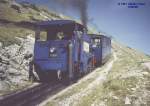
[93,38,101,47]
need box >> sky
[17,0,150,55]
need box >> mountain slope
[0,0,69,46]
[44,41,150,106]
[0,0,68,95]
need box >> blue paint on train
[90,34,111,67]
[33,20,95,81]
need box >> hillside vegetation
[0,0,69,46]
[0,0,68,95]
[44,41,150,106]
[0,0,65,22]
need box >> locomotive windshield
[47,29,73,40]
[35,29,73,41]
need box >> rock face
[0,42,2,49]
[0,35,34,94]
[0,0,69,95]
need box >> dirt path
[40,52,117,106]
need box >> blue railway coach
[90,34,111,67]
[32,20,93,81]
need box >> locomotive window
[40,31,47,41]
[94,39,100,43]
[35,30,47,41]
[56,32,65,40]
[93,38,101,47]
[47,30,72,40]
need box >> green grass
[98,43,150,106]
[0,3,45,22]
[46,43,150,106]
[0,26,34,46]
[73,76,137,106]
[0,1,67,46]
[104,77,137,94]
[0,3,25,22]
[0,2,35,22]
[0,1,64,23]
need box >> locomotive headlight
[50,47,56,53]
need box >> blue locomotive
[30,20,111,81]
[31,20,93,81]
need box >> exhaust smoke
[49,0,89,28]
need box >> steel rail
[0,81,65,106]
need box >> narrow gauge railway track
[0,81,66,106]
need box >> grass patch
[75,77,137,106]
[0,26,34,46]
[104,77,137,93]
[0,0,66,46]
[0,3,24,22]
[105,97,124,106]
[0,1,63,22]
[76,86,104,106]
[0,2,36,22]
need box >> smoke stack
[78,0,88,28]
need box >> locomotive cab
[33,20,92,81]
